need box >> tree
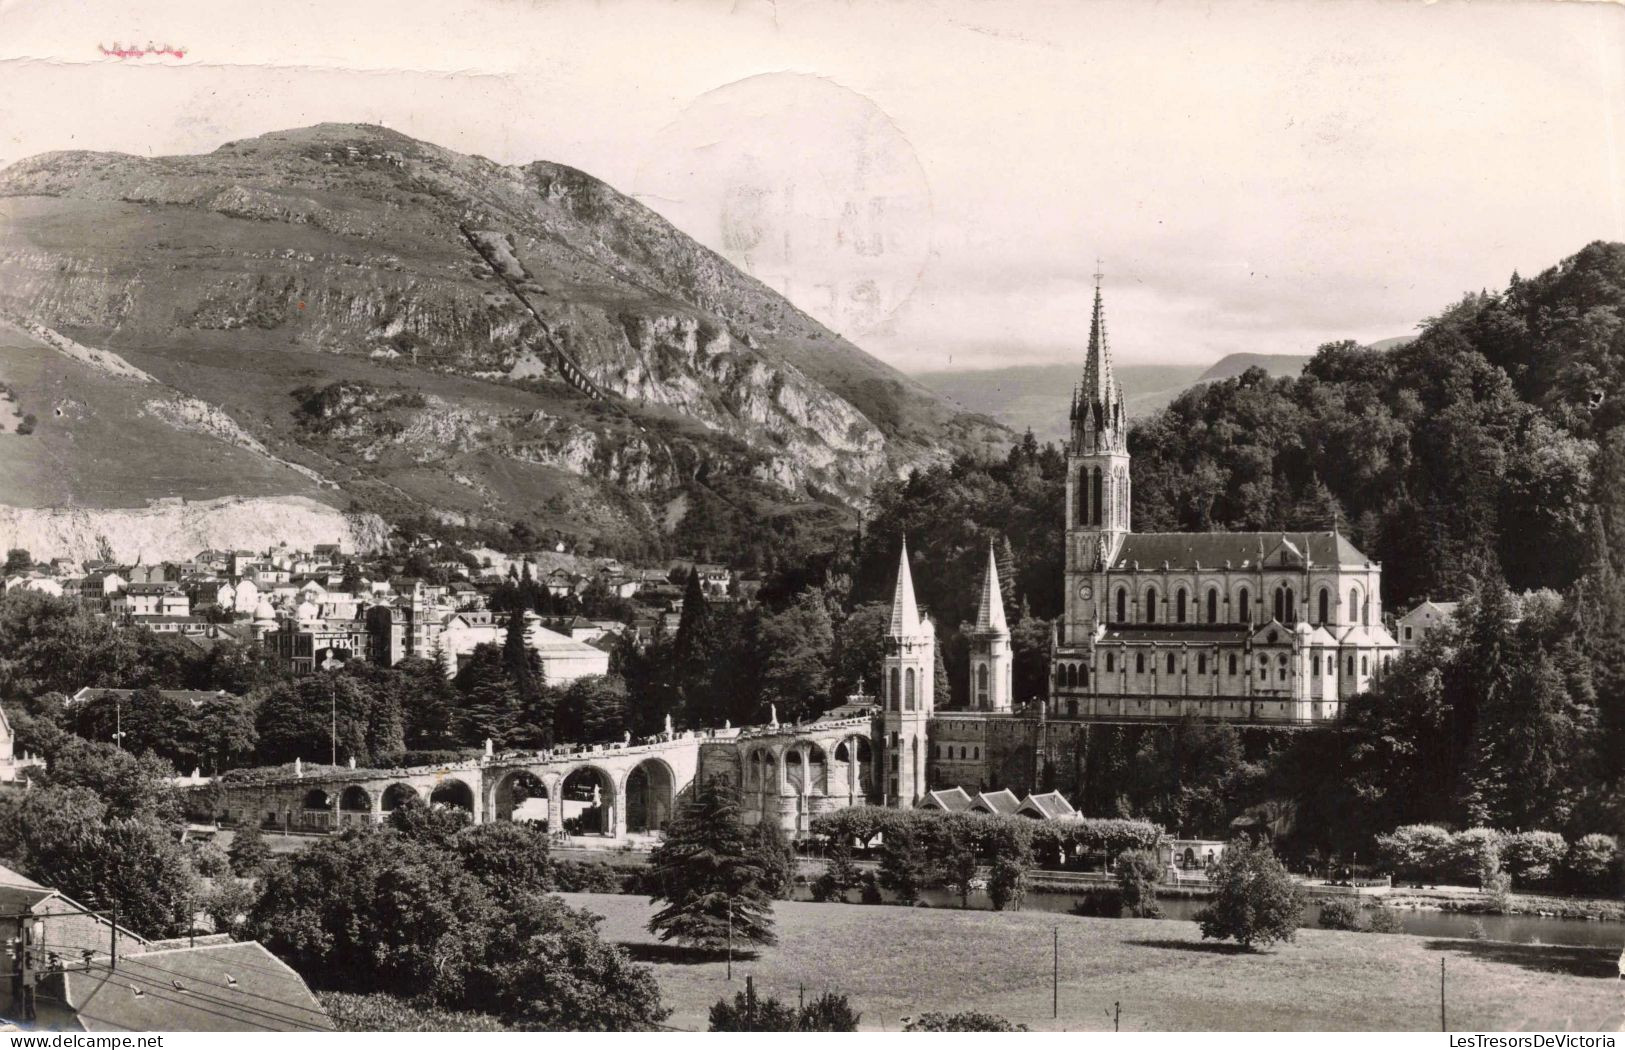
[1115,848,1162,918]
[933,818,981,908]
[388,795,472,847]
[708,988,859,1031]
[43,738,182,822]
[878,821,930,904]
[1318,897,1361,930]
[4,548,31,574]
[228,820,271,876]
[753,593,835,723]
[204,877,257,934]
[1195,841,1304,950]
[0,786,198,938]
[748,817,796,901]
[1563,833,1620,895]
[646,778,777,948]
[456,821,552,905]
[553,675,625,744]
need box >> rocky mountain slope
[0,124,1003,557]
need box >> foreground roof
[62,941,333,1032]
[920,787,973,813]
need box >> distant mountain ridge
[0,124,1004,556]
[917,341,1412,443]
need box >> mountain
[0,124,1004,560]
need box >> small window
[1166,652,1176,674]
[1136,652,1145,673]
[1228,654,1237,675]
[1198,653,1208,674]
[1404,626,1413,640]
[1347,656,1355,675]
[1361,656,1369,675]
[1106,653,1116,673]
[974,746,980,760]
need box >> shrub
[709,988,858,1031]
[226,821,270,877]
[1364,907,1404,934]
[1502,831,1567,890]
[1563,834,1621,896]
[1115,848,1162,918]
[1317,897,1360,931]
[1374,825,1452,882]
[858,871,883,905]
[189,840,233,879]
[15,414,35,436]
[905,1011,1029,1031]
[552,859,626,893]
[1196,841,1303,950]
[1467,919,1488,940]
[1446,827,1505,887]
[809,872,841,903]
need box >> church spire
[888,538,922,637]
[974,540,1009,636]
[1080,263,1120,416]
[1073,262,1126,453]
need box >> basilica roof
[1111,531,1373,571]
[1102,625,1252,644]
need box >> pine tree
[996,534,1019,612]
[673,569,720,724]
[647,778,777,948]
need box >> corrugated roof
[1113,531,1373,570]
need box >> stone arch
[302,788,333,811]
[833,736,873,799]
[380,782,420,811]
[1318,588,1330,624]
[429,777,475,812]
[339,785,371,812]
[805,743,827,794]
[1238,586,1251,624]
[561,765,616,836]
[1144,585,1158,624]
[1176,588,1188,624]
[904,667,916,710]
[1115,587,1128,623]
[625,757,674,833]
[1091,467,1104,526]
[492,769,549,823]
[784,748,805,792]
[1206,588,1219,623]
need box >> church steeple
[1071,266,1127,454]
[974,541,1009,637]
[889,538,922,637]
[969,540,1013,712]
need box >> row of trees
[1374,824,1620,895]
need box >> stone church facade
[884,277,1400,804]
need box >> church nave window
[1145,587,1158,624]
[1228,653,1237,675]
[1115,587,1127,623]
[1318,588,1330,624]
[1239,588,1251,623]
[1166,652,1176,674]
[1198,653,1208,674]
[1176,589,1188,623]
[1206,589,1218,623]
[1348,587,1359,623]
[1135,652,1145,673]
[1106,653,1116,672]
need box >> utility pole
[110,906,118,972]
[330,689,337,768]
[1440,957,1446,1031]
[1114,1001,1121,1032]
[727,900,734,981]
[1052,925,1059,1020]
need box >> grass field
[564,892,1625,1032]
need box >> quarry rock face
[0,124,1003,552]
[0,497,388,564]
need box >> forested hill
[1128,241,1625,609]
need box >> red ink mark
[297,302,306,310]
[98,41,187,60]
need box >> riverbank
[565,892,1623,1031]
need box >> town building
[1397,599,1460,651]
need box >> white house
[1397,600,1460,651]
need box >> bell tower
[968,541,1012,712]
[1063,268,1131,645]
[878,538,934,806]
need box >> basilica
[873,278,1400,804]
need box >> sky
[0,0,1621,373]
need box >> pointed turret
[889,539,921,637]
[974,541,1009,637]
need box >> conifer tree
[646,778,777,948]
[673,569,719,723]
[227,820,271,877]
